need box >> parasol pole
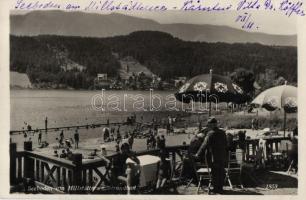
[283,81,287,138]
[208,68,213,117]
[45,117,48,142]
[209,101,212,116]
[283,111,287,138]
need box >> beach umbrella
[252,83,297,136]
[174,70,250,116]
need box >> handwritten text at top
[13,0,305,31]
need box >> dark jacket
[196,127,228,165]
[188,136,204,156]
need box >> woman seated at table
[111,143,140,188]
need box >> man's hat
[207,116,217,124]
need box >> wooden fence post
[10,143,17,185]
[72,153,82,193]
[23,141,34,179]
[23,141,34,193]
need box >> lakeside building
[94,73,111,89]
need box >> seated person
[65,139,72,148]
[159,135,166,149]
[111,143,140,188]
[60,149,67,158]
[116,132,122,142]
[188,132,205,158]
[126,117,131,125]
[151,135,157,148]
[156,136,161,148]
[53,150,59,157]
[56,137,64,148]
[238,130,246,150]
[156,149,171,190]
[89,149,98,156]
[23,132,28,139]
[124,132,129,139]
[110,134,114,142]
[288,133,298,172]
[115,140,120,152]
[128,134,134,149]
[226,132,236,152]
[146,137,152,150]
[38,141,49,148]
[180,132,206,181]
[104,128,110,142]
[66,148,73,160]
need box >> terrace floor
[149,170,298,195]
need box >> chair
[225,149,244,189]
[195,155,212,194]
[271,152,285,170]
[196,165,212,194]
[179,156,197,188]
[179,154,211,194]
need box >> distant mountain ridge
[10,10,296,46]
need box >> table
[126,155,161,187]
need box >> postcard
[0,0,305,198]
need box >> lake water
[10,89,197,148]
[10,89,294,151]
[10,89,189,131]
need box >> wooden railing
[9,121,141,135]
[10,143,77,193]
[10,142,189,194]
[244,137,292,162]
[10,137,292,194]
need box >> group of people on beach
[54,129,80,149]
[146,134,166,150]
[51,129,80,158]
[103,125,125,143]
[102,125,135,150]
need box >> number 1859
[266,184,278,190]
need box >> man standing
[59,130,64,144]
[128,133,134,150]
[195,117,228,194]
[166,115,172,135]
[74,129,79,149]
[38,130,42,144]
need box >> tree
[274,76,287,86]
[257,68,278,90]
[230,68,255,96]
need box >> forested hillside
[10,31,297,89]
[10,35,120,89]
[104,31,297,82]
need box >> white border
[1,0,305,199]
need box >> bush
[217,113,297,130]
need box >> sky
[10,0,301,36]
[11,9,297,35]
[124,10,297,35]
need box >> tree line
[10,31,297,90]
